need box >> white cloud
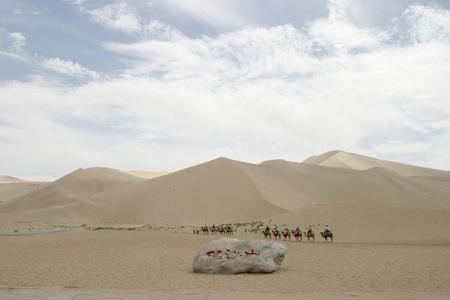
[0,29,100,80]
[142,19,183,41]
[0,31,29,62]
[371,141,431,155]
[40,57,100,79]
[308,8,381,54]
[86,3,141,35]
[9,32,26,53]
[402,4,450,43]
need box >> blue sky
[1,0,449,181]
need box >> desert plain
[1,151,450,299]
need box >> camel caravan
[193,223,333,243]
[193,224,234,236]
[261,225,333,243]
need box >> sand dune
[54,167,153,194]
[303,150,450,177]
[1,151,449,244]
[110,157,290,224]
[0,182,47,204]
[0,175,28,184]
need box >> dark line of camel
[193,225,235,236]
[263,229,333,242]
[193,225,333,242]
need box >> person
[324,225,330,235]
[274,226,279,233]
[308,225,312,236]
[265,225,270,232]
[295,226,300,233]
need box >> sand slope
[303,150,450,177]
[0,175,28,184]
[0,182,47,204]
[0,168,164,224]
[1,151,449,243]
[107,157,290,225]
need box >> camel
[210,227,218,234]
[218,227,226,235]
[303,231,315,242]
[291,230,302,242]
[272,230,281,240]
[282,230,291,241]
[320,231,333,243]
[262,230,272,239]
[226,227,234,236]
[202,226,209,234]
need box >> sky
[0,0,449,181]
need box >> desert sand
[1,151,450,299]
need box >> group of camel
[193,225,234,235]
[262,228,333,243]
[193,224,333,242]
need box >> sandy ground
[1,228,449,299]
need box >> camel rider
[275,226,279,233]
[308,225,312,236]
[295,226,300,233]
[212,224,215,229]
[266,225,270,232]
[324,225,330,235]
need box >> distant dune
[1,151,449,244]
[0,175,28,184]
[0,176,47,204]
[303,150,450,177]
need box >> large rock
[192,238,286,274]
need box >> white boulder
[192,238,286,274]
